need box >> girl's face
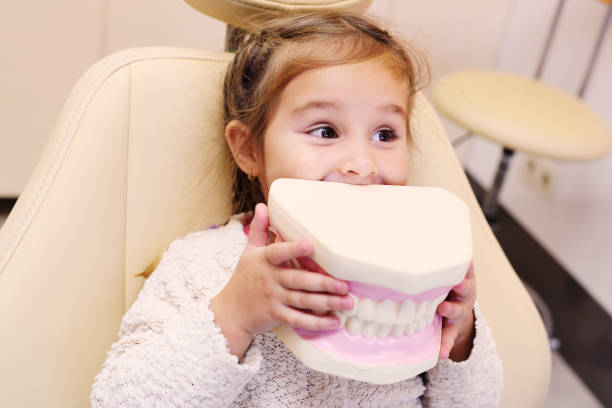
[255,59,411,199]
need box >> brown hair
[223,12,429,214]
[137,13,428,279]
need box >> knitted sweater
[91,217,503,407]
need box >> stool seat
[185,0,372,29]
[433,70,612,160]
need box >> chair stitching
[225,0,357,13]
[122,62,133,315]
[0,49,232,272]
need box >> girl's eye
[309,126,338,139]
[372,129,397,142]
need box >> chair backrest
[0,47,550,407]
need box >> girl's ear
[225,120,262,177]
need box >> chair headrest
[184,0,373,29]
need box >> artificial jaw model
[268,178,472,384]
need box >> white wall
[463,0,612,315]
[0,1,106,196]
[0,0,224,197]
[103,0,225,55]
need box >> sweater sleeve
[422,302,503,407]
[91,222,261,408]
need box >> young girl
[91,12,502,407]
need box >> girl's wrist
[210,292,254,360]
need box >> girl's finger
[450,263,476,300]
[247,203,270,248]
[439,322,459,359]
[452,278,473,299]
[277,268,349,294]
[265,240,313,266]
[276,307,340,331]
[296,256,328,275]
[285,290,353,313]
[437,300,468,321]
[466,262,475,279]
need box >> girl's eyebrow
[382,104,407,118]
[291,100,406,117]
[291,100,338,117]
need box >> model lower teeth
[267,179,473,383]
[334,294,447,339]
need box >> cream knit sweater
[91,218,503,407]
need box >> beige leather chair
[0,46,550,407]
[184,0,373,28]
[0,3,551,407]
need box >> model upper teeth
[334,293,447,339]
[267,179,473,384]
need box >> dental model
[268,178,472,384]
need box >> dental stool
[0,1,550,407]
[433,70,612,222]
[433,1,612,222]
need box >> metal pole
[577,3,612,97]
[534,0,567,79]
[452,131,474,147]
[482,148,515,223]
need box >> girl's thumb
[247,203,270,247]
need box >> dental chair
[0,1,551,407]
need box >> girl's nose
[339,147,378,178]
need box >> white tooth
[435,293,448,306]
[427,313,436,325]
[422,309,436,325]
[374,299,398,325]
[345,293,359,316]
[416,301,429,320]
[430,295,446,315]
[406,323,416,335]
[377,324,392,338]
[422,301,434,320]
[362,321,378,338]
[333,311,348,328]
[416,319,426,333]
[428,299,441,321]
[356,298,376,321]
[391,324,406,338]
[397,300,416,325]
[346,317,363,336]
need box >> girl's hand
[437,263,476,362]
[211,203,354,359]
